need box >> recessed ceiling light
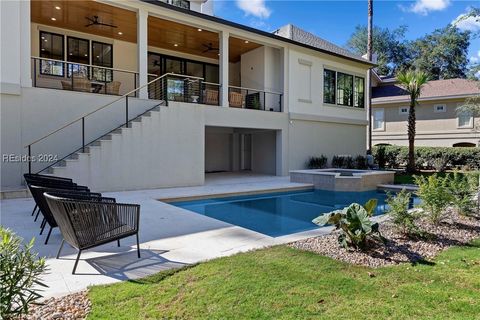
[41,48,45,51]
[84,54,88,57]
[244,40,249,44]
[174,43,178,47]
[217,53,220,56]
[96,55,100,58]
[117,31,123,35]
[69,53,73,55]
[197,28,202,32]
[41,36,45,40]
[51,17,56,21]
[44,39,48,42]
[55,6,61,10]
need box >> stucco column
[0,0,21,94]
[20,0,31,88]
[137,8,148,99]
[219,31,229,107]
[281,47,289,113]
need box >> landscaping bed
[290,210,480,268]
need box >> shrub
[446,171,479,216]
[372,146,480,170]
[386,189,419,235]
[331,155,346,168]
[306,156,327,169]
[0,227,47,319]
[312,199,381,250]
[376,145,387,168]
[414,174,452,224]
[354,155,367,169]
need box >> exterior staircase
[43,103,165,191]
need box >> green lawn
[88,240,480,319]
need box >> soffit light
[51,17,56,21]
[118,31,123,35]
[174,43,179,47]
[55,6,61,10]
[244,40,249,44]
[197,28,202,32]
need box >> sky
[213,0,480,67]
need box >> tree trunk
[367,0,373,152]
[407,98,416,173]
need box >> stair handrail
[25,72,204,148]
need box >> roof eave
[372,93,479,105]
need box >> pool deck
[1,173,336,298]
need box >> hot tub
[290,168,395,192]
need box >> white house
[0,0,373,192]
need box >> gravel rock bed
[290,210,480,268]
[20,291,91,320]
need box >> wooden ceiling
[148,16,261,62]
[31,0,137,43]
[32,0,262,62]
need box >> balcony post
[20,0,32,88]
[219,31,229,107]
[137,8,148,99]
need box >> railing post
[28,145,32,174]
[279,94,283,112]
[70,63,74,91]
[82,117,85,153]
[263,91,266,111]
[125,96,129,128]
[134,74,137,97]
[33,58,37,87]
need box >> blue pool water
[171,190,419,237]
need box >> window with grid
[323,69,336,104]
[92,41,113,82]
[337,72,353,106]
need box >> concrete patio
[0,173,334,298]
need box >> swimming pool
[170,190,419,237]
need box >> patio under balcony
[30,0,284,111]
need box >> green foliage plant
[414,174,452,224]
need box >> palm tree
[367,0,373,151]
[396,70,429,173]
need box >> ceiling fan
[202,43,219,53]
[85,16,118,28]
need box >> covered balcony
[30,0,283,111]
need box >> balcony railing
[148,74,220,106]
[31,56,141,97]
[228,86,282,112]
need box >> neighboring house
[371,75,480,147]
[0,0,373,191]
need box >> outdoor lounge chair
[24,173,77,218]
[44,192,141,274]
[229,91,243,108]
[29,185,98,244]
[204,89,219,105]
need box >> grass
[88,239,480,319]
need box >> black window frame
[66,36,90,78]
[91,41,114,83]
[354,76,365,108]
[147,52,219,81]
[323,69,336,104]
[337,72,354,107]
[39,31,65,77]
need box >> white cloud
[236,0,271,19]
[408,0,451,15]
[452,12,480,32]
[471,56,479,63]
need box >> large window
[323,69,336,104]
[337,72,354,106]
[354,76,365,108]
[67,36,89,77]
[40,31,64,76]
[92,41,113,82]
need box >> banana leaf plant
[312,199,382,250]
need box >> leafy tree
[409,26,470,80]
[346,25,411,76]
[396,70,429,173]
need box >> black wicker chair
[30,186,101,244]
[24,173,79,218]
[44,192,141,274]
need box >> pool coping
[158,185,315,203]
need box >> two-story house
[1,0,373,191]
[371,74,480,147]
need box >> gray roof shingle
[273,24,370,64]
